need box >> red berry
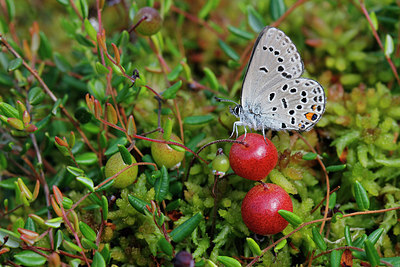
[172,251,194,267]
[241,183,293,235]
[229,133,278,181]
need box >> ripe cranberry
[172,251,194,267]
[229,133,278,181]
[241,183,293,235]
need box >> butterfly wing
[253,77,326,131]
[241,27,304,108]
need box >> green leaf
[170,213,202,242]
[54,230,63,250]
[66,166,85,177]
[101,195,108,221]
[183,115,214,125]
[165,199,181,212]
[75,33,95,47]
[79,0,89,18]
[278,210,302,227]
[354,181,370,211]
[45,217,63,228]
[353,234,367,248]
[369,12,378,31]
[81,237,98,250]
[375,158,400,167]
[75,152,98,165]
[247,5,265,32]
[344,225,352,246]
[330,250,341,267]
[269,0,286,21]
[76,176,94,192]
[302,152,318,160]
[62,197,73,209]
[162,80,183,99]
[312,227,327,251]
[24,217,36,232]
[100,243,111,264]
[53,52,71,72]
[384,34,394,57]
[155,166,169,202]
[95,180,114,192]
[28,87,45,105]
[274,239,287,252]
[157,237,173,256]
[228,25,254,40]
[7,58,23,71]
[52,98,62,115]
[203,67,219,91]
[246,237,261,256]
[14,251,46,266]
[127,194,151,215]
[218,39,239,61]
[0,102,19,118]
[364,239,380,267]
[38,31,53,59]
[198,0,219,19]
[0,228,21,248]
[5,0,15,21]
[79,222,97,242]
[63,239,82,252]
[84,18,97,41]
[368,228,384,245]
[332,130,360,157]
[326,164,346,172]
[117,145,133,165]
[92,251,106,267]
[217,256,241,267]
[381,257,400,266]
[167,64,183,81]
[95,62,109,74]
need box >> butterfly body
[229,26,326,136]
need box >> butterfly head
[230,104,242,118]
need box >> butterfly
[224,26,326,139]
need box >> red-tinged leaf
[127,115,136,136]
[20,235,35,246]
[53,185,63,205]
[55,136,68,147]
[0,247,10,255]
[86,94,95,113]
[341,249,353,267]
[25,124,38,132]
[28,214,45,226]
[51,196,63,217]
[17,228,38,239]
[17,178,33,200]
[106,103,118,124]
[7,118,24,130]
[22,111,30,124]
[111,43,120,65]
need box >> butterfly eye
[234,105,241,116]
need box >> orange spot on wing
[306,112,315,120]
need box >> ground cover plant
[0,0,399,266]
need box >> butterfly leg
[229,121,238,139]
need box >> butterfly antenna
[214,97,239,105]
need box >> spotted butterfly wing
[240,26,325,131]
